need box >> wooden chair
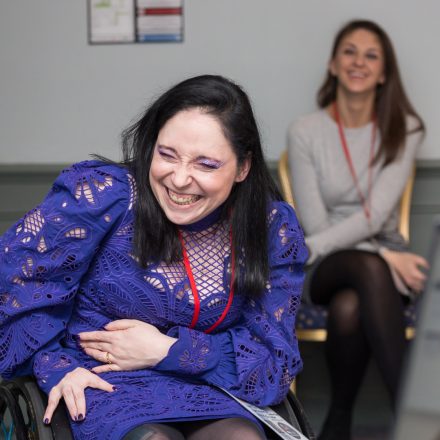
[278,150,417,342]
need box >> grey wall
[1,0,439,164]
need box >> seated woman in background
[0,75,308,440]
[288,19,428,440]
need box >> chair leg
[290,378,297,394]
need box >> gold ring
[105,351,112,364]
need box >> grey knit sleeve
[305,129,421,262]
[288,115,423,264]
[287,118,331,237]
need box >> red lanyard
[177,227,235,334]
[333,101,376,222]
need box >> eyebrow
[342,42,381,52]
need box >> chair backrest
[398,166,415,242]
[277,151,296,208]
[277,150,415,242]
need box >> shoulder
[405,114,423,133]
[288,110,329,138]
[267,201,308,263]
[54,160,132,194]
[52,160,134,210]
[401,114,424,157]
[287,110,332,156]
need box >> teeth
[349,72,366,78]
[168,189,201,205]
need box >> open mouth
[348,71,367,79]
[167,188,201,206]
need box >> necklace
[178,226,235,334]
[333,101,377,223]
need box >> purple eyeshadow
[157,145,222,169]
[158,146,171,154]
[198,159,223,169]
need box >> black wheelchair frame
[0,376,315,440]
[0,377,72,440]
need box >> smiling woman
[329,28,385,101]
[0,75,308,440]
[287,20,427,440]
[149,109,250,226]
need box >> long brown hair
[318,19,425,165]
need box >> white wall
[0,0,438,163]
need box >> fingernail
[74,415,78,421]
[78,413,84,421]
[44,418,49,425]
[112,386,118,391]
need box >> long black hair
[121,75,281,298]
[318,19,425,165]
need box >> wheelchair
[0,376,315,440]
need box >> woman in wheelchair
[287,20,428,440]
[0,75,308,439]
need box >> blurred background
[0,0,439,164]
[1,2,439,438]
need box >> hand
[380,249,429,293]
[79,319,177,374]
[43,367,114,424]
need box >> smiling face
[149,108,251,225]
[330,28,385,97]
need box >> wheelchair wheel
[0,382,27,439]
[0,376,53,440]
[0,377,73,440]
[268,390,315,440]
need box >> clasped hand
[380,249,429,293]
[43,320,176,425]
[79,319,177,373]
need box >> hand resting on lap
[79,319,177,373]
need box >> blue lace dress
[0,161,307,440]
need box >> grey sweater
[287,109,422,264]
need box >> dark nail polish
[78,414,84,421]
[112,386,117,391]
[44,418,49,425]
[74,415,78,421]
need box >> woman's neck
[178,205,224,232]
[332,90,376,128]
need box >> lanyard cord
[333,101,376,223]
[178,227,235,334]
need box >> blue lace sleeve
[156,202,308,406]
[0,161,129,393]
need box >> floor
[296,342,394,440]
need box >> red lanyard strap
[333,102,376,222]
[178,227,235,334]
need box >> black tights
[122,417,266,440]
[310,250,407,440]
